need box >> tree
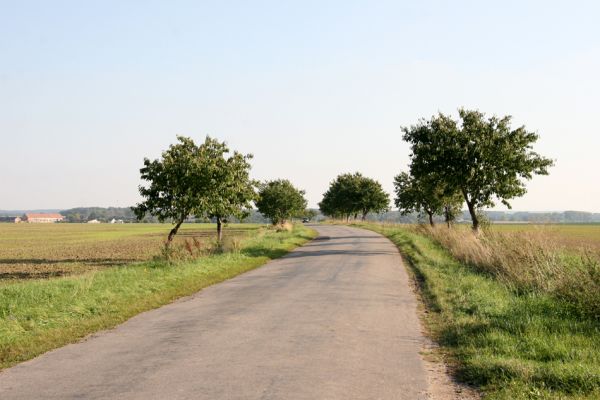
[319,172,389,220]
[394,172,446,226]
[402,109,553,231]
[256,179,308,225]
[303,209,319,220]
[319,173,359,220]
[356,177,390,220]
[442,191,464,228]
[393,172,464,228]
[132,136,256,246]
[132,136,208,247]
[197,137,256,242]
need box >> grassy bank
[0,224,316,370]
[355,223,600,399]
[420,226,600,320]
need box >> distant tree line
[357,210,600,224]
[60,207,140,223]
[57,207,320,225]
[51,207,600,226]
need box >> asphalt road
[0,225,429,399]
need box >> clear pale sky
[1,1,599,212]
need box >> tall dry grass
[417,225,600,319]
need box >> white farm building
[23,213,65,223]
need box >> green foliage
[303,209,319,220]
[319,172,389,220]
[132,136,256,244]
[132,136,204,225]
[442,194,464,227]
[197,137,257,240]
[319,173,356,219]
[393,172,462,226]
[61,207,139,223]
[357,175,390,219]
[256,179,308,225]
[402,109,554,230]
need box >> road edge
[345,223,481,400]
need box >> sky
[1,0,599,212]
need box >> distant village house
[22,213,65,223]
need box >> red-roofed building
[24,213,65,223]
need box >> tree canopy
[319,173,389,220]
[393,172,462,226]
[132,136,205,245]
[132,136,255,245]
[256,179,307,225]
[198,137,256,241]
[402,109,553,231]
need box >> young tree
[442,192,464,228]
[393,172,444,226]
[132,136,256,246]
[132,136,207,247]
[198,137,256,242]
[402,109,553,231]
[256,179,308,225]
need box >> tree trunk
[466,201,479,233]
[444,205,451,228]
[427,211,434,227]
[460,188,479,233]
[167,219,183,247]
[216,216,223,242]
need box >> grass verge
[354,222,600,400]
[420,225,600,320]
[0,224,316,370]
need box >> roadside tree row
[395,108,554,231]
[133,136,309,246]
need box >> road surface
[0,225,429,399]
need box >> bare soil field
[0,223,260,280]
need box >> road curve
[0,225,429,399]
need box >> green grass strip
[0,225,316,370]
[355,223,600,400]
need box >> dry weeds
[417,225,600,319]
